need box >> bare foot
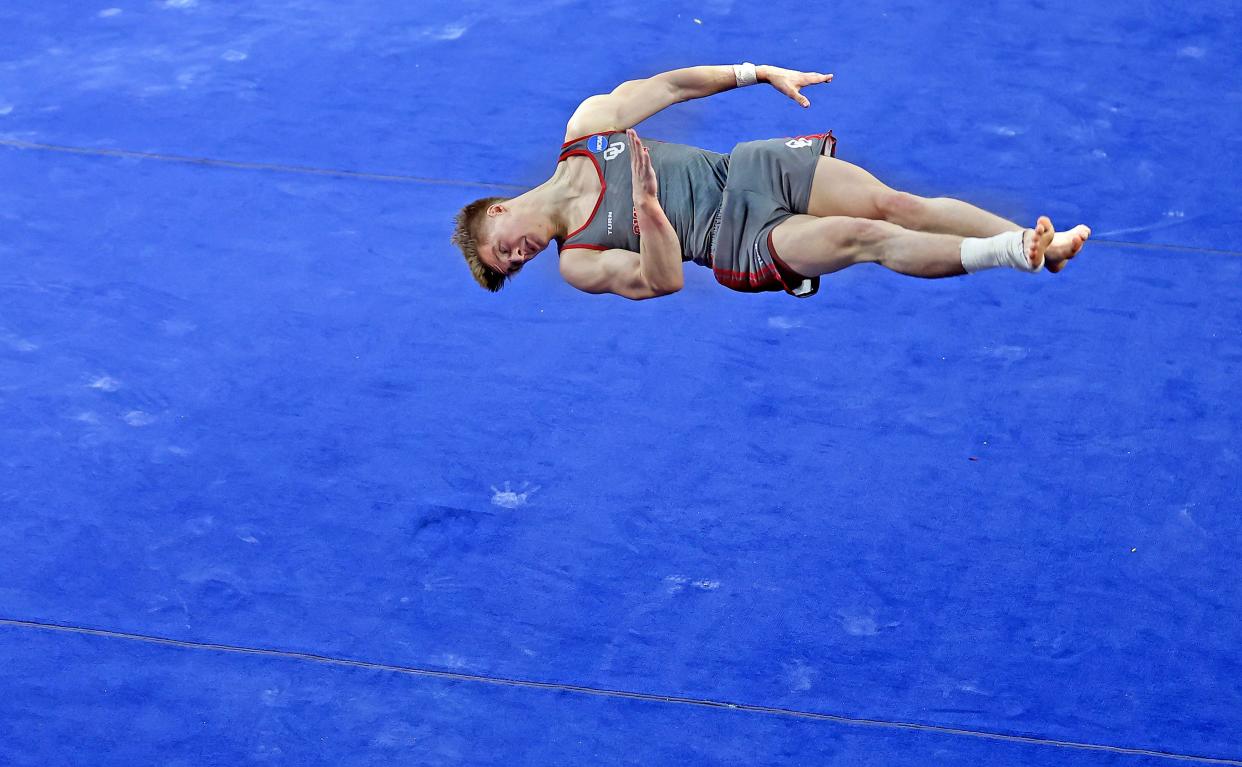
[1046,224,1091,273]
[1022,216,1054,271]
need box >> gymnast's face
[481,203,547,277]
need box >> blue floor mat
[2,1,1240,764]
[0,623,1203,767]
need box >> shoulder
[563,77,682,140]
[564,95,619,142]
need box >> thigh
[806,155,895,219]
[768,214,883,278]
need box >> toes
[1032,218,1055,260]
[1043,223,1088,275]
[1023,229,1044,270]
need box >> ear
[486,203,507,217]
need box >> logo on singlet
[785,137,814,149]
[589,134,626,160]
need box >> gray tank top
[557,132,729,267]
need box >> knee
[874,190,927,227]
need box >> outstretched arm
[565,64,833,139]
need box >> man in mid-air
[451,63,1090,300]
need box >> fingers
[799,73,833,98]
[628,128,651,164]
[626,128,656,195]
[776,72,833,108]
[630,130,650,171]
[629,130,650,160]
[627,129,644,170]
[781,84,810,108]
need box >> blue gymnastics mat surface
[0,622,1201,766]
[2,1,1240,765]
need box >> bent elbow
[623,282,681,301]
[650,279,684,298]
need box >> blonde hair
[451,196,511,292]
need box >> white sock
[960,230,1042,274]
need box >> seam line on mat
[0,138,527,192]
[3,138,1239,258]
[3,617,1240,766]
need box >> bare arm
[565,64,833,138]
[628,130,683,293]
[559,248,676,300]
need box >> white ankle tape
[960,230,1041,274]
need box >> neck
[518,164,590,240]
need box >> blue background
[2,1,1240,764]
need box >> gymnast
[451,63,1091,299]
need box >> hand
[627,129,658,201]
[759,66,833,108]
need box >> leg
[806,155,1090,269]
[806,155,1017,235]
[771,214,966,279]
[769,214,1054,280]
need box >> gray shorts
[711,131,837,297]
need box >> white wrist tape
[733,62,758,87]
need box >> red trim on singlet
[561,130,616,148]
[713,263,783,291]
[555,148,607,251]
[710,234,812,294]
[766,228,812,291]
